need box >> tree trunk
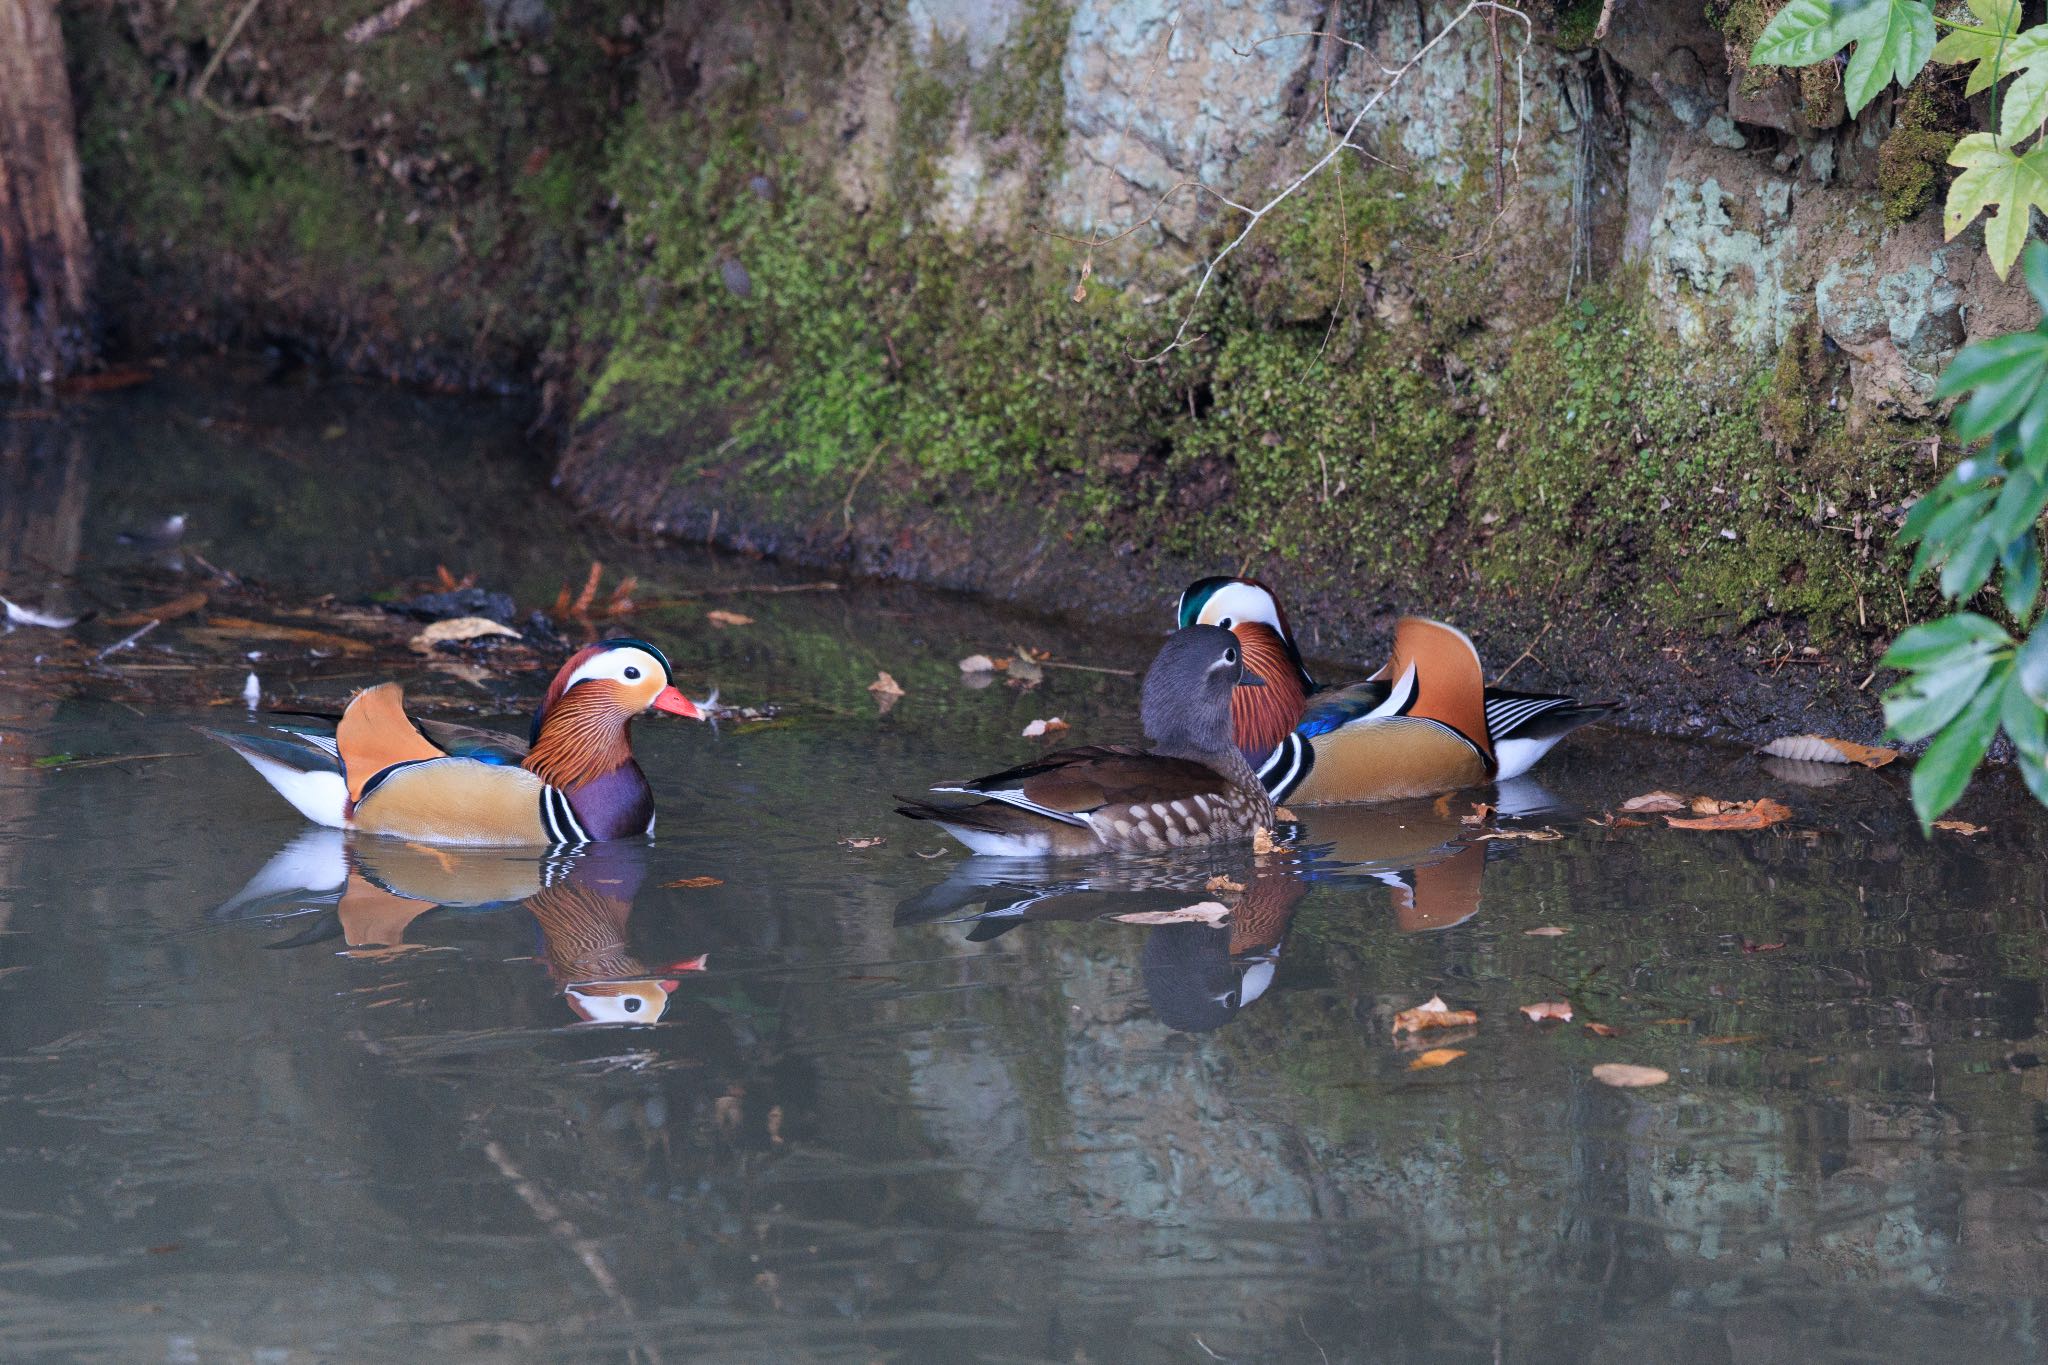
[0,0,92,386]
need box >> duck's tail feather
[200,725,349,828]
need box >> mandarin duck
[524,844,707,1025]
[1176,578,1617,805]
[204,638,703,845]
[896,625,1276,855]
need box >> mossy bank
[62,0,2040,743]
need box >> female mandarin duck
[1176,577,1616,804]
[205,638,703,845]
[896,625,1275,855]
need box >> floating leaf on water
[1461,802,1492,827]
[198,616,372,654]
[1021,717,1068,738]
[1392,995,1479,1036]
[1470,826,1564,841]
[1520,1001,1574,1022]
[867,672,905,714]
[1619,790,1688,813]
[958,654,1003,672]
[1592,1062,1669,1088]
[1584,1022,1621,1038]
[1740,938,1787,953]
[1204,874,1246,893]
[662,876,724,889]
[1272,805,1298,822]
[706,610,754,628]
[410,616,520,653]
[1932,819,1990,836]
[1524,925,1568,937]
[1408,1048,1466,1071]
[1665,798,1794,831]
[1760,734,1898,767]
[839,835,886,849]
[1112,901,1230,926]
[106,590,207,626]
[1252,826,1286,855]
[1588,812,1652,828]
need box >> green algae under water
[2,370,2048,1363]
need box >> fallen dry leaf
[1021,717,1068,738]
[1592,1062,1669,1088]
[958,653,1003,672]
[1204,874,1247,893]
[867,671,905,698]
[197,616,371,654]
[839,835,886,849]
[661,876,724,889]
[1112,901,1231,926]
[1588,813,1651,828]
[106,590,207,626]
[1524,926,1568,937]
[1392,995,1479,1036]
[1740,938,1786,953]
[1665,798,1793,831]
[1253,826,1285,855]
[1760,734,1898,768]
[1619,791,1688,813]
[1647,1017,1692,1027]
[1519,1001,1574,1022]
[1272,805,1297,822]
[1408,1048,1466,1071]
[1469,826,1564,841]
[410,616,520,653]
[1583,1022,1621,1038]
[1933,819,1990,837]
[1461,802,1492,827]
[1701,1034,1761,1045]
[706,609,754,628]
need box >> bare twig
[1491,619,1552,685]
[841,440,887,534]
[345,0,435,45]
[1128,3,1533,364]
[94,619,159,664]
[192,0,266,104]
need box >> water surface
[3,373,2047,1362]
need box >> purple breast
[564,761,655,841]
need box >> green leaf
[1941,524,2004,598]
[2003,662,2047,757]
[1753,0,1936,113]
[2021,746,2048,805]
[1908,661,2009,827]
[1879,611,2012,669]
[1946,133,2048,279]
[2020,623,2048,705]
[1907,485,1995,580]
[1934,328,2048,402]
[1988,458,2045,543]
[2002,533,2043,619]
[1932,0,2023,95]
[1948,339,2048,439]
[1886,654,2000,740]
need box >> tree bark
[0,0,92,386]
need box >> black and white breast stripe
[539,785,590,845]
[1256,732,1313,803]
[1484,694,1576,740]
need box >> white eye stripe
[1196,582,1284,633]
[565,647,665,691]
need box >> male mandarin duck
[1175,577,1617,805]
[896,625,1275,855]
[204,638,704,845]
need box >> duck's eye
[623,666,642,681]
[623,996,643,1013]
[1224,647,1238,666]
[1219,617,1234,630]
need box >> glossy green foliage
[1882,242,2048,823]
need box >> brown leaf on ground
[1392,995,1479,1036]
[839,835,886,849]
[410,617,520,653]
[662,876,724,889]
[1760,734,1898,768]
[1470,826,1564,841]
[1520,1001,1574,1022]
[106,591,207,626]
[196,616,372,654]
[1933,819,1990,836]
[1112,901,1231,926]
[707,609,754,628]
[1021,717,1068,738]
[1524,925,1568,937]
[1583,1022,1621,1038]
[1665,798,1793,831]
[1408,1048,1466,1071]
[1619,791,1688,813]
[1592,1062,1669,1088]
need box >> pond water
[3,370,2048,1363]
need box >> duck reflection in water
[898,777,1559,1031]
[213,834,705,1024]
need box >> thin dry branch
[191,0,267,104]
[1106,2,1532,364]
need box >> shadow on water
[4,372,2048,1361]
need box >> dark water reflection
[3,376,2048,1361]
